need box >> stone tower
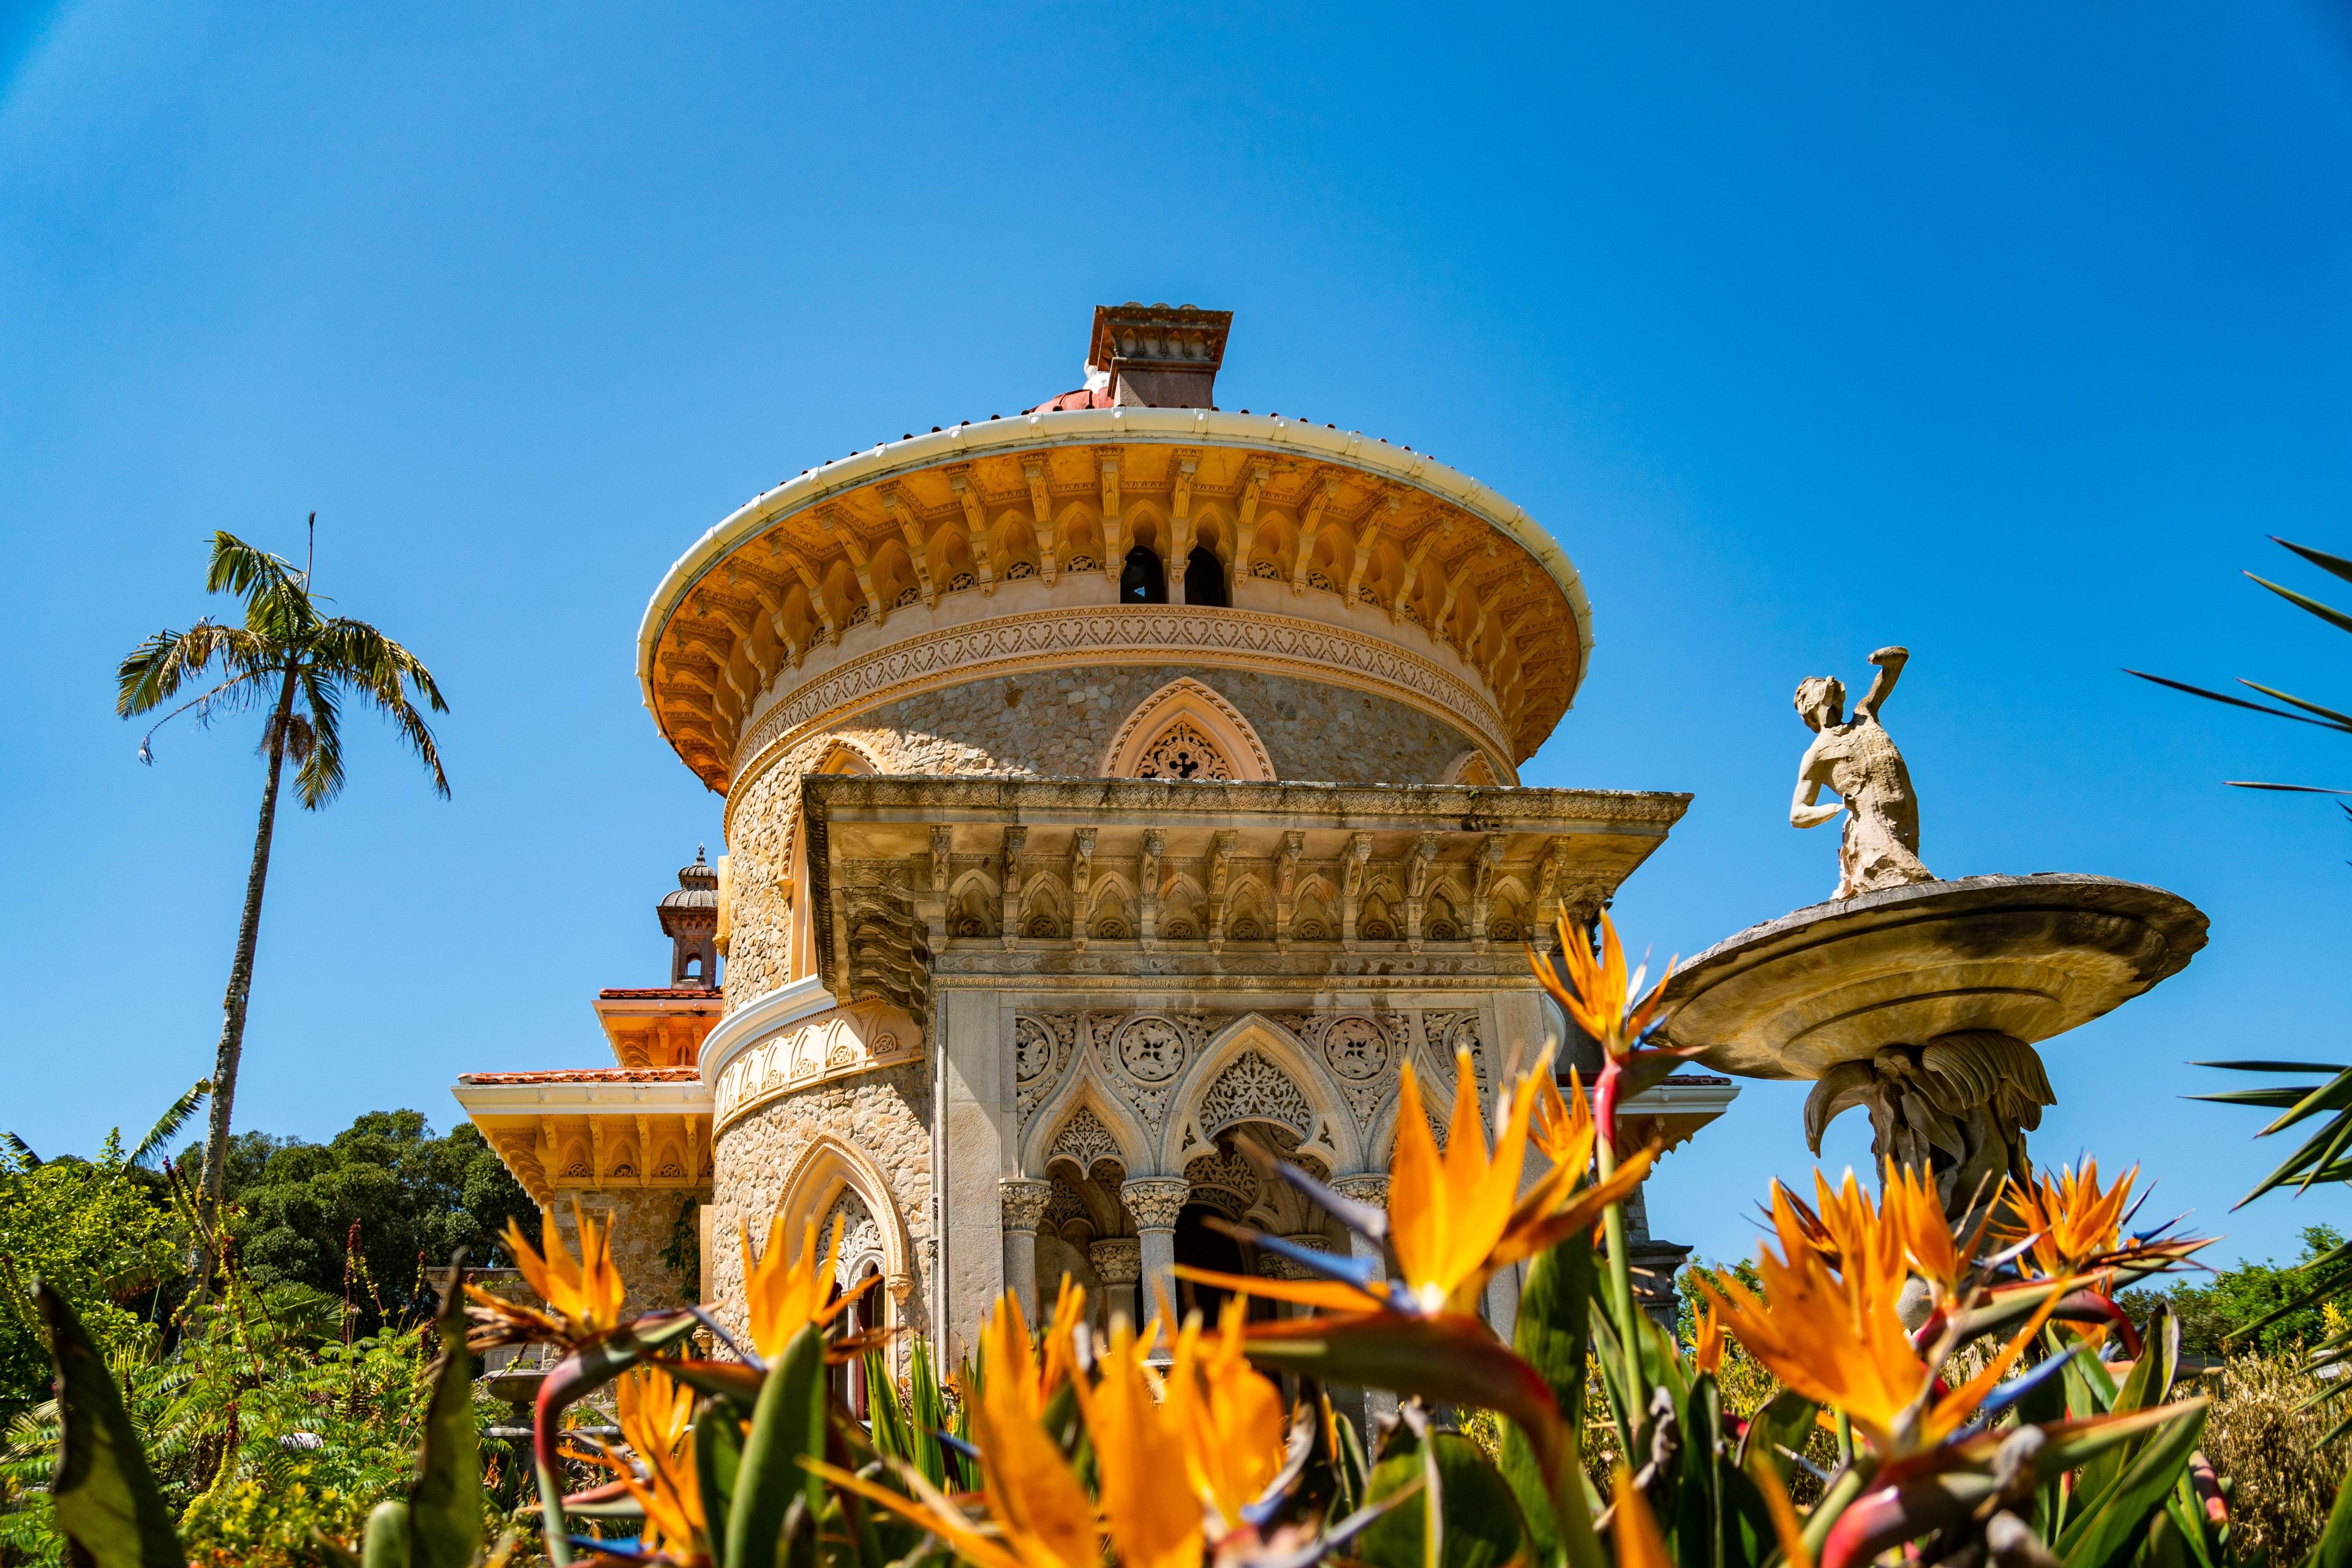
[660,848,721,990]
[460,303,1733,1360]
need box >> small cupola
[657,845,721,990]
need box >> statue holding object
[1792,644,1935,901]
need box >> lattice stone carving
[820,1188,884,1289]
[1014,1012,1080,1126]
[1049,1104,1121,1170]
[1114,1016,1188,1082]
[1183,1142,1257,1202]
[1134,718,1234,782]
[1322,1015,1393,1081]
[1197,1050,1314,1140]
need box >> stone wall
[845,666,1476,785]
[720,669,1482,1008]
[704,1060,935,1343]
[548,1187,700,1317]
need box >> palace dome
[637,306,1595,799]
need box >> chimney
[1086,303,1233,409]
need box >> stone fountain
[1656,647,2208,1216]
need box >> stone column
[939,987,1011,1352]
[1088,1238,1142,1333]
[1329,1175,1394,1432]
[1483,1261,1521,1343]
[998,1180,1052,1322]
[1120,1177,1190,1341]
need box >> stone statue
[1803,1030,2055,1216]
[1792,646,1934,900]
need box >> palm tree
[116,519,448,1260]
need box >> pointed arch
[774,1133,914,1313]
[1084,872,1137,940]
[1158,1013,1362,1173]
[1021,1072,1151,1179]
[947,868,998,939]
[1100,677,1276,782]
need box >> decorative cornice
[699,976,924,1133]
[725,605,1512,806]
[639,409,1597,731]
[451,1079,712,1115]
[802,772,1688,828]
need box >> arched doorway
[1120,545,1167,604]
[1183,546,1228,607]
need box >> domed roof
[660,845,718,910]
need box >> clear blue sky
[6,4,2351,1273]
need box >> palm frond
[115,619,264,717]
[2225,781,2352,793]
[2123,668,2351,730]
[129,1080,211,1169]
[0,1132,39,1169]
[293,671,345,809]
[2247,570,2352,638]
[313,618,450,797]
[205,531,305,613]
[2236,679,2352,729]
[2273,535,2352,588]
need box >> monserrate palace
[453,303,1735,1375]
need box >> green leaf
[361,1500,411,1568]
[2247,572,2352,638]
[2055,1397,2208,1568]
[1499,1234,1599,1568]
[1244,1309,1587,1568]
[1358,1432,1526,1568]
[727,1322,827,1568]
[408,1267,483,1568]
[697,1401,743,1566]
[2273,535,2352,588]
[37,1281,185,1568]
[1735,1390,1821,1486]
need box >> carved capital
[1120,1177,1191,1232]
[1088,1237,1143,1284]
[998,1178,1054,1234]
[1329,1174,1391,1208]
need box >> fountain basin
[1656,874,2207,1080]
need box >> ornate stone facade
[461,305,1738,1362]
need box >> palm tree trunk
[194,662,301,1289]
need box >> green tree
[197,1110,535,1330]
[2117,1224,2348,1355]
[0,1088,205,1423]
[116,522,450,1257]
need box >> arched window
[1119,545,1167,605]
[1182,546,1228,608]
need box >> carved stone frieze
[733,606,1515,786]
[710,998,922,1131]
